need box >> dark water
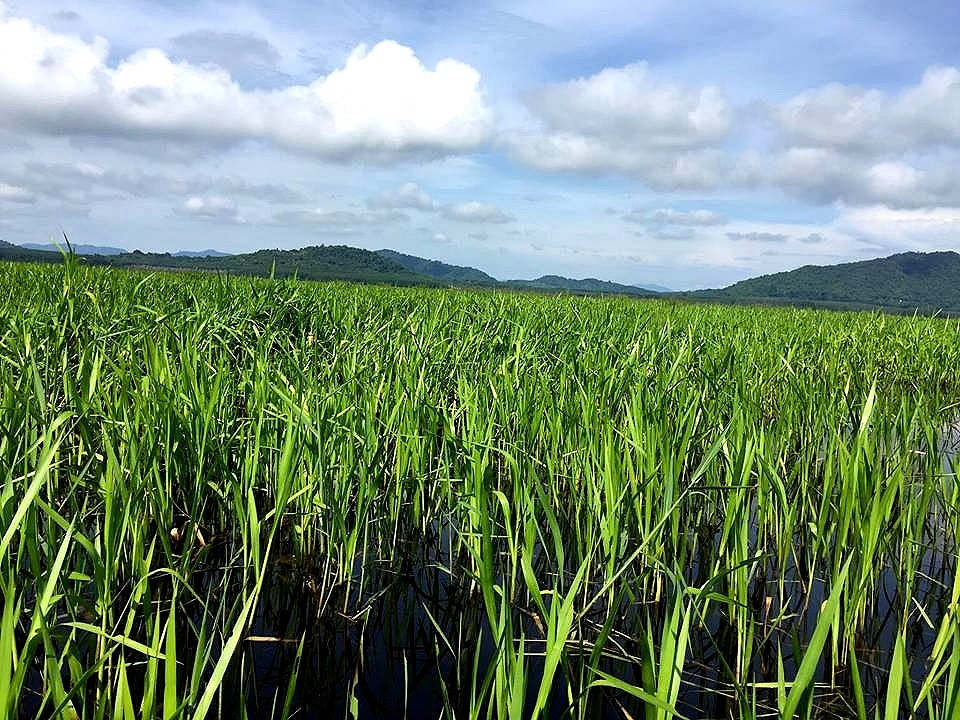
[229,508,956,718]
[232,534,648,720]
[17,425,959,718]
[224,424,960,719]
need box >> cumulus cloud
[0,162,109,209]
[508,61,731,188]
[765,67,960,208]
[512,136,726,189]
[836,205,960,251]
[0,10,492,161]
[368,184,514,225]
[770,148,960,208]
[431,232,450,243]
[525,62,729,148]
[175,195,240,221]
[776,66,960,154]
[441,201,514,223]
[367,182,437,210]
[624,208,727,225]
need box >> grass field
[2,258,959,719]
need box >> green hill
[0,242,435,286]
[693,251,960,312]
[375,249,496,285]
[10,238,956,311]
[505,275,659,297]
[0,240,61,263]
[0,241,661,295]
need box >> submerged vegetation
[2,258,959,719]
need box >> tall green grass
[1,259,959,718]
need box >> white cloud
[270,208,408,226]
[367,182,437,210]
[624,208,727,225]
[368,184,517,227]
[508,62,731,188]
[776,66,960,154]
[511,134,726,189]
[3,161,304,206]
[0,182,34,203]
[648,227,696,241]
[679,221,860,270]
[441,201,514,223]
[770,148,960,208]
[176,195,240,222]
[726,231,789,243]
[764,67,960,208]
[526,62,729,148]
[0,10,492,161]
[836,205,960,251]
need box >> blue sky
[1,0,959,289]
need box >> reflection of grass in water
[2,258,960,718]
[940,417,960,457]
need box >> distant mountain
[18,243,232,258]
[637,282,673,293]
[693,251,960,312]
[375,249,496,285]
[172,249,232,258]
[505,275,659,297]
[20,242,126,255]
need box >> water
[19,425,960,718]
[230,501,957,718]
[205,422,960,718]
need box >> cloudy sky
[1,0,959,289]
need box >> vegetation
[376,249,498,285]
[0,241,435,286]
[0,241,662,297]
[2,257,959,718]
[694,251,960,313]
[7,242,960,311]
[503,275,659,296]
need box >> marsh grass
[1,259,959,718]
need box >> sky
[1,1,959,289]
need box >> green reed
[1,259,959,718]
